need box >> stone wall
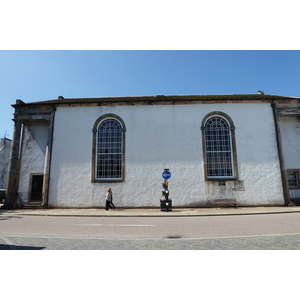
[18,122,48,205]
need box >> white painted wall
[279,116,300,200]
[279,116,300,169]
[18,122,48,205]
[47,102,284,208]
[0,138,12,189]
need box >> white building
[0,137,12,189]
[5,94,300,209]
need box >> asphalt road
[1,213,300,249]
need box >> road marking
[75,224,156,227]
[0,236,17,250]
[2,232,300,243]
[164,232,300,241]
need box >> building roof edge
[12,94,300,107]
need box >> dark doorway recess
[30,175,43,202]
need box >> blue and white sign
[162,170,171,179]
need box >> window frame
[201,111,238,181]
[287,169,300,189]
[91,114,126,183]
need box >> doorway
[30,175,44,202]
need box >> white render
[18,122,48,205]
[279,116,300,200]
[46,102,285,208]
[279,116,300,169]
[0,138,12,189]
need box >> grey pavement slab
[1,206,300,217]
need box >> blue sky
[1,50,300,138]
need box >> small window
[287,170,300,189]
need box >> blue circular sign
[162,170,171,179]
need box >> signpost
[160,169,172,212]
[162,170,171,180]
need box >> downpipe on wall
[271,102,291,206]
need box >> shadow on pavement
[0,244,45,250]
[0,211,22,220]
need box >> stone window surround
[201,111,239,181]
[91,114,126,183]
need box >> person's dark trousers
[106,200,115,210]
[105,200,110,210]
[109,201,115,209]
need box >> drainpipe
[271,102,291,206]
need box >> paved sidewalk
[1,206,300,217]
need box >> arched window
[201,112,238,180]
[92,115,126,182]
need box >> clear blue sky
[1,50,300,138]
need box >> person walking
[105,188,115,210]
